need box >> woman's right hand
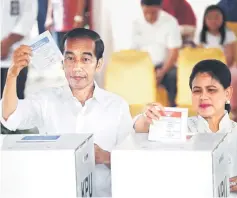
[142,102,165,124]
[134,102,165,133]
[7,45,32,78]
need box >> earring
[226,100,230,104]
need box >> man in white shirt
[1,28,134,197]
[1,0,38,99]
[132,0,182,106]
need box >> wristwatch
[74,15,84,23]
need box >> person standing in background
[1,0,38,99]
[45,0,86,52]
[37,0,48,34]
[217,0,237,22]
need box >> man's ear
[96,58,103,72]
[62,60,66,70]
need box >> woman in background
[195,5,236,66]
[133,59,237,195]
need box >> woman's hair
[189,59,231,113]
[200,5,226,45]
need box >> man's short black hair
[61,28,104,60]
[141,0,163,6]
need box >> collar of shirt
[197,111,232,133]
[60,81,106,107]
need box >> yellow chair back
[227,22,237,36]
[104,50,157,105]
[104,50,169,117]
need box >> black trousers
[1,67,28,99]
[155,64,177,107]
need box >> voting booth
[111,133,230,198]
[1,134,95,198]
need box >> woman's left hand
[230,176,237,192]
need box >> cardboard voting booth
[1,134,95,198]
[111,133,230,198]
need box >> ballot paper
[148,107,188,142]
[28,31,63,70]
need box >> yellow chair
[227,22,237,36]
[104,50,169,117]
[129,87,169,117]
[226,22,237,64]
[129,104,145,118]
[176,47,226,116]
[156,86,169,107]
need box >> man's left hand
[1,38,12,60]
[94,144,110,166]
[155,68,165,85]
[230,176,237,192]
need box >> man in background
[1,0,38,99]
[131,0,182,106]
[37,0,48,34]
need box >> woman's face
[191,72,232,118]
[205,10,223,31]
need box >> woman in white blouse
[194,5,236,66]
[133,59,237,194]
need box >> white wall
[109,0,142,51]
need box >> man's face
[63,38,102,90]
[141,5,161,24]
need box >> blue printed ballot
[28,31,63,70]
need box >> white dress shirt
[131,10,182,66]
[0,83,134,197]
[0,0,38,68]
[188,113,237,198]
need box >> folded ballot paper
[148,107,188,142]
[28,31,63,70]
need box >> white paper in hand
[28,31,63,70]
[148,107,188,142]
